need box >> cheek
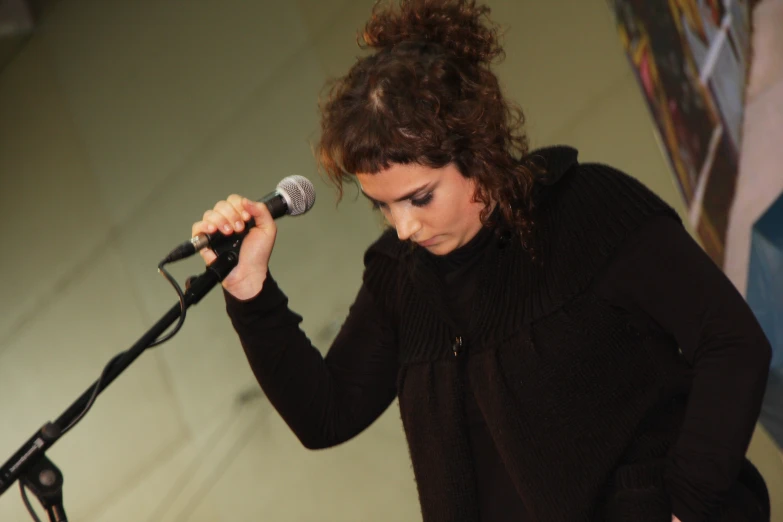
[427,199,460,230]
[450,192,474,218]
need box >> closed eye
[371,194,431,210]
[410,193,433,207]
[362,183,436,210]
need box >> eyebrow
[361,182,435,205]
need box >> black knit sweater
[225,147,771,521]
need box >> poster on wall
[609,0,752,267]
[609,0,783,451]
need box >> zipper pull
[452,335,464,357]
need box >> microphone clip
[161,226,251,265]
[209,227,251,258]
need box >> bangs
[335,111,422,176]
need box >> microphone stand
[0,247,241,521]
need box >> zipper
[452,335,464,357]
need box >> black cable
[20,483,42,522]
[20,260,190,521]
[149,262,187,348]
[60,352,125,435]
[59,262,187,436]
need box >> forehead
[356,163,444,198]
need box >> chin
[422,240,455,256]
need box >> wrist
[223,271,267,300]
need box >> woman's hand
[191,195,277,299]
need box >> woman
[191,0,771,520]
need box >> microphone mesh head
[277,175,316,216]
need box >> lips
[417,236,440,247]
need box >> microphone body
[163,175,315,263]
[188,191,287,253]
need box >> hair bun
[361,0,503,65]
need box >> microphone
[163,175,316,263]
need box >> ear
[469,180,489,205]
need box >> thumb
[243,198,272,226]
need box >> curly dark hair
[317,0,536,236]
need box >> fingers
[194,195,251,237]
[227,194,252,222]
[190,194,278,267]
[199,244,217,265]
[245,197,275,224]
[191,194,250,265]
[213,199,246,235]
[189,219,218,264]
[191,218,213,238]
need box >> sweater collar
[364,145,580,262]
[526,145,580,186]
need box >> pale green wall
[0,0,779,520]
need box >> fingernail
[223,224,231,233]
[208,224,216,232]
[235,221,243,230]
[242,211,250,220]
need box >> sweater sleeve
[594,215,771,522]
[224,270,399,450]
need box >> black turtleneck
[433,220,496,326]
[224,157,770,521]
[431,218,530,521]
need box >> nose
[391,207,422,241]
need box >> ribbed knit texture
[362,149,691,521]
[223,146,770,522]
[366,151,683,359]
